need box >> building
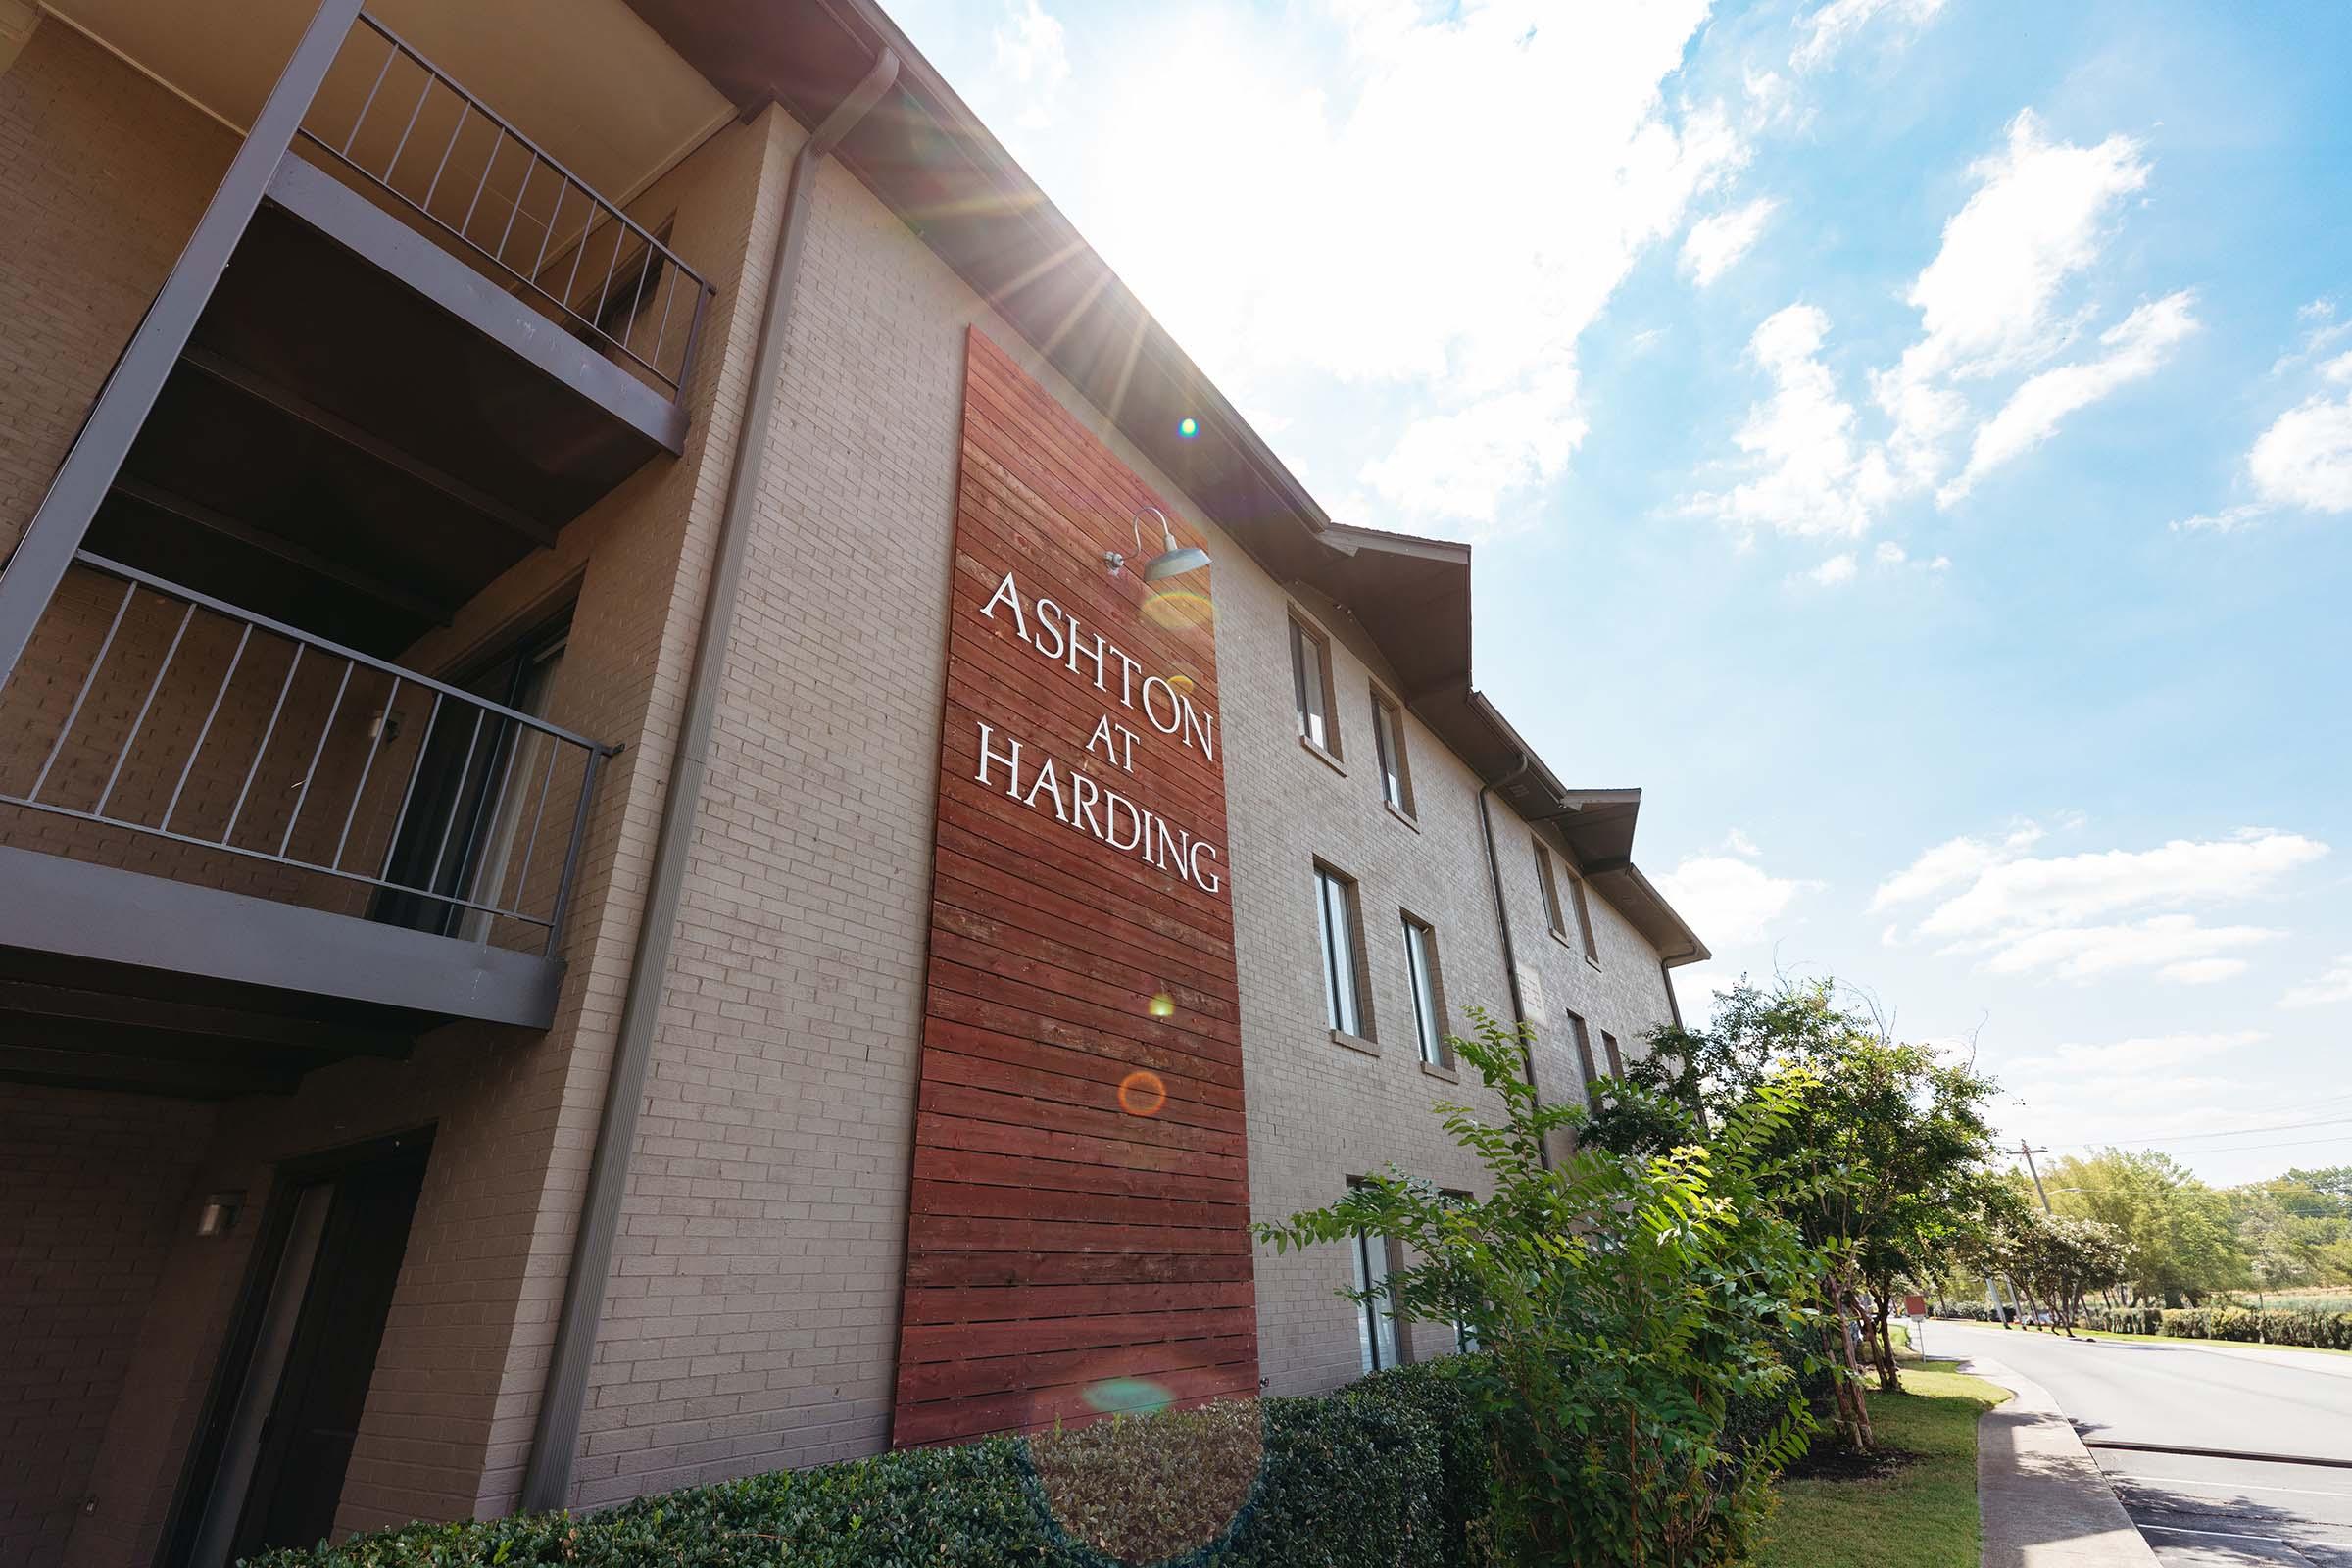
[0,1,1708,1563]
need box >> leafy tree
[2042,1151,2245,1304]
[1257,1009,1825,1568]
[1586,980,2002,1417]
[1999,1208,2129,1333]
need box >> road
[1928,1319,2352,1567]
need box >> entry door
[187,1138,430,1567]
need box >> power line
[2049,1113,2352,1151]
[2059,1133,2352,1159]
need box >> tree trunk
[1872,1291,1902,1391]
[1824,1276,1876,1451]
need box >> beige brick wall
[0,1089,218,1568]
[0,24,233,558]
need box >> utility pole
[2016,1138,2053,1213]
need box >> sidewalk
[1962,1354,2159,1568]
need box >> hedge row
[249,1360,1489,1568]
[2080,1304,2352,1349]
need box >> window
[1370,688,1413,815]
[1352,1223,1400,1373]
[1569,1012,1599,1109]
[1315,864,1370,1040]
[1290,616,1337,756]
[1567,870,1599,965]
[1602,1030,1625,1079]
[1401,913,1448,1067]
[1533,839,1568,939]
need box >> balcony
[0,555,612,1095]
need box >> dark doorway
[174,1132,432,1568]
[370,612,570,938]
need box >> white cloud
[980,0,1742,540]
[991,0,1070,129]
[1690,112,2176,543]
[1689,304,1880,538]
[1930,554,1951,568]
[2171,504,2267,534]
[1682,198,1779,287]
[1807,551,1858,586]
[1878,826,2328,984]
[1938,291,2199,505]
[2249,393,2352,514]
[1655,835,1817,950]
[1875,541,1907,564]
[1983,915,2278,982]
[2013,1029,2267,1076]
[1870,822,2045,911]
[1792,0,1947,70]
[2280,954,2352,1007]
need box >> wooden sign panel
[891,329,1255,1446]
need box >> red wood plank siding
[890,329,1254,1446]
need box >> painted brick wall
[0,1088,218,1568]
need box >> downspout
[519,48,901,1514]
[1475,755,1549,1169]
[1658,956,1684,1029]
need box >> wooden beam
[180,346,559,548]
[110,476,453,626]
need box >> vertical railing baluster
[341,31,399,158]
[461,124,507,245]
[330,674,399,869]
[679,281,710,395]
[593,220,627,347]
[495,157,537,267]
[422,709,488,900]
[376,689,443,879]
[506,731,560,920]
[531,176,569,280]
[544,747,602,955]
[160,621,252,833]
[650,267,680,387]
[562,200,598,314]
[94,600,196,819]
[26,575,137,803]
[384,53,435,187]
[225,642,304,846]
[275,660,354,858]
[420,99,469,217]
[469,717,532,916]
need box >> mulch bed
[1783,1441,1920,1483]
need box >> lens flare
[1147,991,1176,1019]
[1141,587,1214,632]
[1118,1069,1167,1117]
[1177,416,1200,438]
[1165,671,1196,697]
[1083,1377,1175,1415]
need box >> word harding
[972,569,1225,895]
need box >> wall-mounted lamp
[1104,507,1211,583]
[195,1191,244,1237]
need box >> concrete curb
[1960,1355,2159,1568]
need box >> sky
[885,0,2352,1187]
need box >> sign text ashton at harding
[971,569,1224,896]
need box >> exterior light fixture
[195,1191,245,1237]
[1103,507,1211,582]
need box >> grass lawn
[1749,1354,2009,1568]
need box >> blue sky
[888,0,2352,1185]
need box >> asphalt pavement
[1929,1319,2352,1567]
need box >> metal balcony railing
[295,12,714,399]
[0,556,612,958]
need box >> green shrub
[1347,1357,1494,1563]
[245,1393,1452,1568]
[2077,1304,2352,1348]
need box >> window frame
[1351,1217,1402,1374]
[1400,910,1449,1069]
[1567,869,1600,966]
[1569,1011,1600,1110]
[1601,1030,1625,1079]
[1314,862,1372,1043]
[1289,614,1339,759]
[1369,684,1414,817]
[1533,839,1568,940]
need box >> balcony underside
[91,153,685,660]
[0,845,564,1097]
